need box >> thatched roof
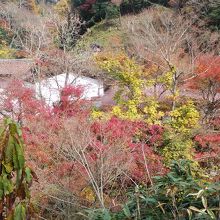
[0,59,33,88]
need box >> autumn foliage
[1,2,220,218]
[188,55,220,91]
[187,55,220,119]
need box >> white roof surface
[35,73,104,106]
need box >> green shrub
[84,160,220,219]
[0,118,37,219]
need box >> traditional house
[0,59,105,106]
[0,59,34,88]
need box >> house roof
[35,73,104,106]
[0,59,33,79]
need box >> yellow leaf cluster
[95,53,163,123]
[170,101,200,133]
[0,46,15,58]
[54,0,71,17]
[80,186,96,203]
[162,137,194,165]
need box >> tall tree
[123,7,196,110]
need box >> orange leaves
[186,54,220,112]
[194,132,220,173]
[35,151,51,164]
[195,55,220,81]
[187,54,220,90]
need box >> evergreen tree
[208,0,220,29]
[72,0,168,25]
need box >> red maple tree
[187,54,220,119]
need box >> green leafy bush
[207,1,220,29]
[120,160,220,220]
[85,160,220,220]
[0,118,37,219]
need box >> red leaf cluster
[0,80,50,122]
[187,54,220,91]
[53,85,89,117]
[194,133,220,163]
[91,118,165,181]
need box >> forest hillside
[0,0,220,219]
